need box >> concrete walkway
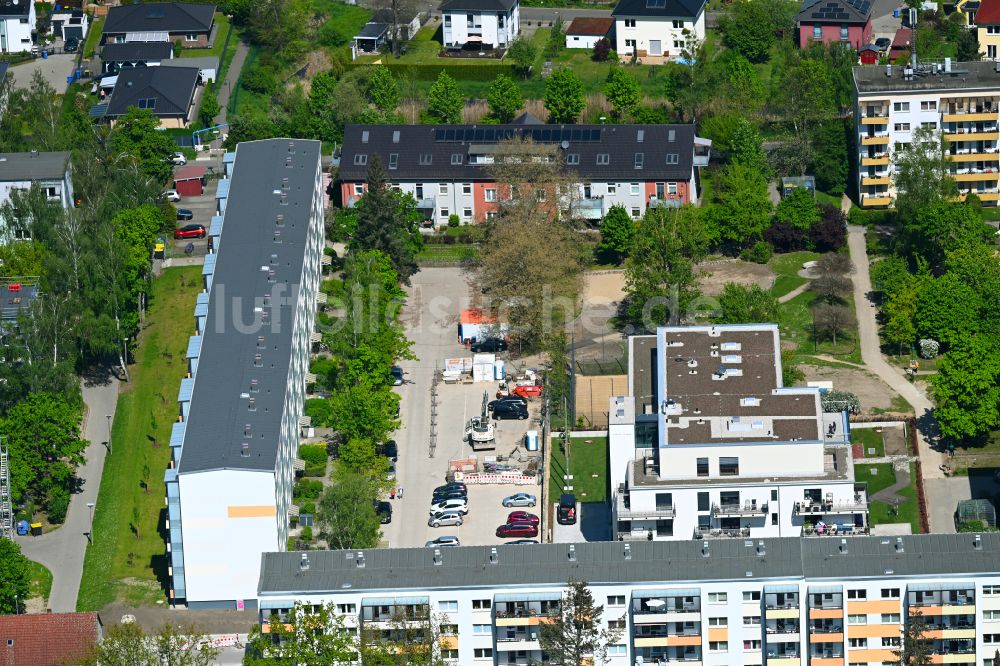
[846,225,946,488]
[870,462,913,506]
[16,371,120,613]
[777,281,810,304]
[213,40,249,127]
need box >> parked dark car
[375,500,392,524]
[174,224,206,239]
[176,209,194,221]
[493,400,528,420]
[64,36,80,52]
[390,366,404,385]
[557,493,577,525]
[874,36,891,52]
[506,511,539,526]
[433,489,468,502]
[496,522,538,538]
[488,396,527,412]
[434,482,467,496]
[378,440,398,462]
[471,338,507,353]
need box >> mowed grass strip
[549,436,609,504]
[77,267,202,611]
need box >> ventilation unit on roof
[624,544,631,560]
[975,534,983,550]
[433,548,443,566]
[720,342,741,351]
[895,537,904,553]
[489,547,498,565]
[300,553,309,570]
[356,551,366,568]
[568,545,576,562]
[240,442,249,457]
[839,538,848,555]
[740,397,760,407]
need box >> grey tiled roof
[339,123,696,182]
[611,0,706,19]
[259,533,1000,595]
[0,151,70,181]
[103,2,215,35]
[100,41,174,62]
[439,0,518,11]
[105,66,198,118]
[177,139,322,474]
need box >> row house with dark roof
[337,117,711,225]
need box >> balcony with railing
[908,586,975,609]
[712,500,767,517]
[941,98,999,122]
[860,192,892,207]
[617,494,675,520]
[949,166,1000,181]
[361,599,430,625]
[634,646,702,664]
[860,132,890,145]
[570,197,604,220]
[943,123,1000,141]
[495,628,541,651]
[861,152,890,166]
[495,598,561,627]
[794,494,867,515]
[633,591,700,625]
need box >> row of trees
[0,71,179,521]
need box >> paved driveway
[924,477,970,534]
[8,53,77,91]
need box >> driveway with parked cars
[166,157,221,257]
[381,267,543,549]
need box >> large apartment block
[164,139,325,608]
[258,533,997,666]
[854,60,1000,208]
[337,120,711,224]
[609,325,866,542]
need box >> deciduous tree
[508,37,537,78]
[368,66,401,117]
[893,126,957,223]
[705,163,773,249]
[604,66,641,120]
[539,581,624,666]
[716,283,778,324]
[110,107,178,184]
[596,205,635,265]
[774,188,820,230]
[544,68,585,124]
[915,273,982,347]
[813,302,852,344]
[0,539,30,615]
[316,472,383,549]
[485,73,524,123]
[425,71,463,124]
[810,204,847,251]
[729,117,768,175]
[906,200,993,271]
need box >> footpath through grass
[548,436,608,504]
[77,267,202,611]
[856,462,921,534]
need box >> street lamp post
[86,501,95,544]
[106,414,112,454]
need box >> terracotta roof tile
[566,17,614,35]
[0,613,101,666]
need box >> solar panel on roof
[474,129,484,141]
[445,129,455,140]
[434,129,446,141]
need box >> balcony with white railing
[712,501,767,517]
[616,494,675,520]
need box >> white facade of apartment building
[165,138,325,609]
[257,534,999,666]
[440,0,519,49]
[854,60,1000,208]
[0,0,35,53]
[609,325,866,542]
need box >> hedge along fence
[348,62,517,82]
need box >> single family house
[978,0,1000,58]
[101,2,216,49]
[796,0,873,49]
[439,0,519,50]
[565,17,614,49]
[0,0,35,53]
[104,65,200,128]
[611,0,706,62]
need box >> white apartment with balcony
[854,60,1000,208]
[609,325,866,542]
[439,0,519,50]
[164,138,325,609]
[257,534,999,666]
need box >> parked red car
[496,522,538,538]
[506,511,539,526]
[512,384,543,399]
[174,224,206,239]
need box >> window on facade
[672,20,684,28]
[630,207,640,218]
[881,637,900,647]
[813,24,822,38]
[439,183,448,194]
[485,188,497,202]
[990,44,999,59]
[894,123,911,132]
[444,14,451,26]
[708,617,728,626]
[440,208,449,218]
[567,153,580,165]
[607,595,625,606]
[771,512,778,525]
[921,100,937,110]
[536,189,546,202]
[697,491,710,511]
[473,624,491,634]
[881,613,900,623]
[709,592,728,603]
[337,603,356,613]
[984,634,1000,643]
[463,208,472,218]
[696,457,709,477]
[441,649,458,659]
[625,39,636,48]
[473,648,492,658]
[472,599,492,609]
[655,492,672,509]
[709,641,728,652]
[848,589,867,599]
[185,33,198,41]
[743,615,761,625]
[743,591,761,601]
[608,645,627,656]
[673,39,685,48]
[629,182,640,195]
[439,599,458,611]
[840,24,849,39]
[451,154,462,165]
[608,183,617,194]
[353,154,368,166]
[625,19,636,27]
[880,588,900,599]
[719,457,739,476]
[667,182,678,195]
[597,153,610,165]
[388,153,398,170]
[986,610,1000,620]
[744,640,761,651]
[893,102,910,112]
[848,614,867,624]
[984,586,1000,595]
[419,154,433,165]
[45,186,58,198]
[462,182,472,194]
[848,638,866,647]
[666,153,679,164]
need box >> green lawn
[181,14,231,59]
[769,251,821,279]
[814,191,842,208]
[777,289,860,361]
[416,244,478,264]
[852,428,886,458]
[548,436,608,504]
[856,462,921,534]
[83,15,104,59]
[26,560,53,607]
[770,275,808,299]
[77,267,202,611]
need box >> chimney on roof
[489,547,498,565]
[568,545,576,562]
[756,541,765,558]
[356,551,366,568]
[974,534,983,550]
[894,537,904,553]
[701,542,710,558]
[433,548,443,566]
[300,553,309,571]
[624,543,632,560]
[839,538,848,555]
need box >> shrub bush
[299,444,328,466]
[740,241,772,264]
[46,487,70,524]
[240,63,277,95]
[300,502,316,516]
[300,525,313,541]
[293,479,323,500]
[448,214,460,227]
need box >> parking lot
[382,267,544,549]
[167,158,221,257]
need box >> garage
[173,165,207,197]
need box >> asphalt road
[16,372,120,613]
[381,266,544,549]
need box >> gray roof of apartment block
[0,151,70,181]
[338,122,696,182]
[854,60,1000,94]
[259,533,998,595]
[103,2,216,35]
[177,138,321,474]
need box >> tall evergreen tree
[539,581,624,666]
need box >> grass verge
[852,428,886,458]
[181,14,231,59]
[83,16,103,59]
[778,289,860,362]
[768,250,821,279]
[26,560,53,607]
[416,244,478,264]
[77,267,202,611]
[548,436,608,504]
[770,274,807,299]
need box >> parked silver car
[502,492,536,508]
[428,511,464,528]
[425,536,461,548]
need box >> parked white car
[162,189,181,202]
[430,498,468,515]
[171,152,187,166]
